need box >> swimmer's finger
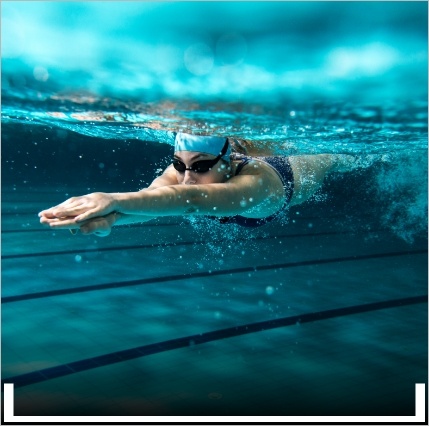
[40,214,77,223]
[40,217,54,227]
[39,215,70,226]
[47,197,90,216]
[48,217,81,228]
[39,215,57,226]
[39,204,81,218]
[41,219,81,232]
[38,210,58,219]
[38,205,70,217]
[51,202,89,218]
[74,209,101,223]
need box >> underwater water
[1,1,428,419]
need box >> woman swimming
[38,132,356,236]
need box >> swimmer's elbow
[166,186,209,215]
[182,190,211,215]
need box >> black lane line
[1,229,388,260]
[2,295,427,390]
[2,250,427,304]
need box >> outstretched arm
[106,172,283,220]
[39,162,285,230]
[38,165,178,230]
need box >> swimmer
[38,133,357,237]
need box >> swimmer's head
[173,133,232,185]
[174,133,231,161]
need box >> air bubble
[265,286,275,295]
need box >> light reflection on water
[2,2,427,101]
[1,96,427,157]
[2,1,427,154]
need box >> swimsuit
[218,154,294,227]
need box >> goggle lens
[172,158,217,173]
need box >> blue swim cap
[174,133,231,160]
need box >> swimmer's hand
[38,192,118,224]
[39,212,117,237]
[78,215,115,237]
[39,213,80,229]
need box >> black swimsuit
[218,155,294,227]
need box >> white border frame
[2,383,426,423]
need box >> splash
[183,215,279,266]
[375,150,428,243]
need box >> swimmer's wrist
[112,191,148,214]
[108,211,121,226]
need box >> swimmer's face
[173,151,231,185]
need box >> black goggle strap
[218,139,229,157]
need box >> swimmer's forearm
[111,212,157,226]
[113,187,208,216]
[112,184,251,217]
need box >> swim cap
[174,133,231,160]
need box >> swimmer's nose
[183,170,197,185]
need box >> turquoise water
[1,1,428,418]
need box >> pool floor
[1,186,427,418]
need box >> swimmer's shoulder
[231,155,280,179]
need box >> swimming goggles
[172,140,229,173]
